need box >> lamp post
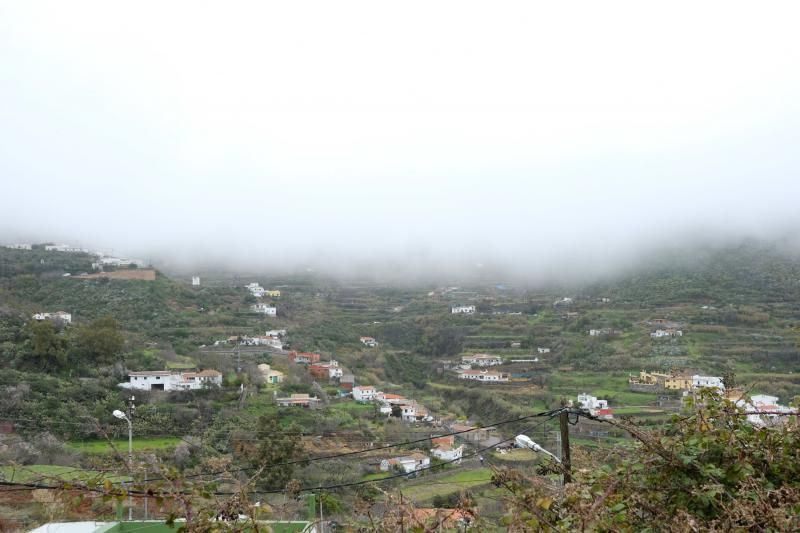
[527,439,561,464]
[112,409,133,521]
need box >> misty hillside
[591,242,800,306]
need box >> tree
[73,316,124,366]
[24,320,67,372]
[247,413,305,490]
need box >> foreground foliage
[496,393,800,531]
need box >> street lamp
[528,440,561,464]
[113,409,133,521]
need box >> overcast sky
[1,1,799,279]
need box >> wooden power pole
[559,410,572,484]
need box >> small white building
[192,276,200,286]
[380,453,430,473]
[251,303,277,316]
[353,386,379,402]
[431,444,463,463]
[651,329,683,338]
[457,370,509,382]
[537,347,551,354]
[3,243,32,250]
[692,375,724,390]
[451,305,476,315]
[266,329,287,338]
[360,336,378,347]
[461,354,502,367]
[119,370,222,391]
[32,311,72,324]
[576,393,614,419]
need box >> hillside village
[1,242,799,529]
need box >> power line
[0,411,562,498]
[151,408,566,482]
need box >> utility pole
[319,491,324,533]
[559,410,572,484]
[236,342,242,373]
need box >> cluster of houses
[452,354,509,383]
[32,311,72,324]
[118,369,223,391]
[352,386,433,423]
[3,243,33,250]
[628,370,724,393]
[244,282,280,299]
[451,305,476,315]
[272,351,348,408]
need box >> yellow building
[634,371,671,385]
[265,290,281,298]
[664,376,693,390]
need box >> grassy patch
[67,437,182,454]
[400,467,493,501]
[0,464,130,483]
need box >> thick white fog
[1,1,799,280]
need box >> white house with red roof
[353,385,379,402]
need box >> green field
[67,437,182,454]
[400,467,493,501]
[0,464,130,483]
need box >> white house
[400,404,417,421]
[651,329,683,338]
[242,335,282,348]
[3,243,32,250]
[461,354,502,367]
[245,283,266,297]
[97,256,145,268]
[353,386,379,402]
[251,303,277,316]
[380,453,430,473]
[451,305,476,315]
[457,370,509,382]
[265,329,287,338]
[378,403,393,415]
[738,394,796,425]
[46,244,89,253]
[32,311,72,324]
[553,297,574,306]
[119,370,222,391]
[537,347,551,354]
[576,393,613,419]
[589,328,620,337]
[692,375,724,390]
[360,336,378,347]
[192,276,200,286]
[431,444,463,463]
